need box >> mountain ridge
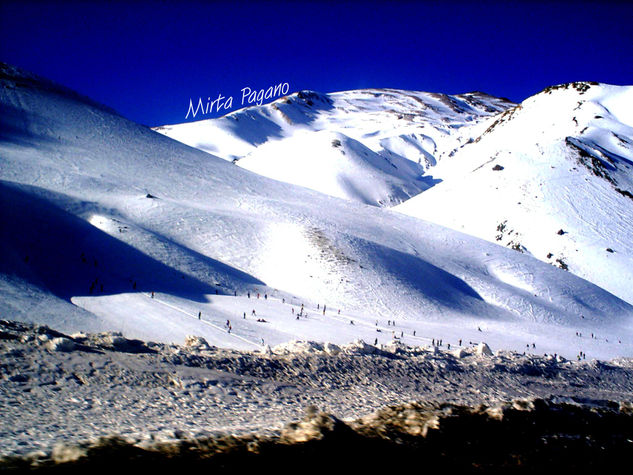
[154,86,515,207]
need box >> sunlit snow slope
[1,64,632,360]
[155,89,514,206]
[396,81,633,306]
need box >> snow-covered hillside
[1,63,632,361]
[155,88,514,206]
[396,81,633,306]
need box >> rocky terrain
[2,319,632,471]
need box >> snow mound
[476,342,494,356]
[184,335,211,350]
[271,340,325,355]
[341,339,382,355]
[46,337,76,352]
[269,339,385,357]
[382,339,414,354]
[271,340,344,356]
[452,348,471,359]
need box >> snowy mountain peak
[294,89,335,106]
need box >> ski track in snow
[146,293,261,349]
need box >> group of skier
[145,286,623,359]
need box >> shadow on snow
[0,181,265,304]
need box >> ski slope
[1,63,632,360]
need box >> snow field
[1,64,632,363]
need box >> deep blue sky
[1,1,632,127]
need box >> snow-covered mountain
[2,63,632,361]
[155,88,514,206]
[158,80,633,308]
[396,81,633,306]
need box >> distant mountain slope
[154,88,514,206]
[237,129,432,206]
[396,81,633,305]
[1,63,632,359]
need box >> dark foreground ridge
[2,398,633,473]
